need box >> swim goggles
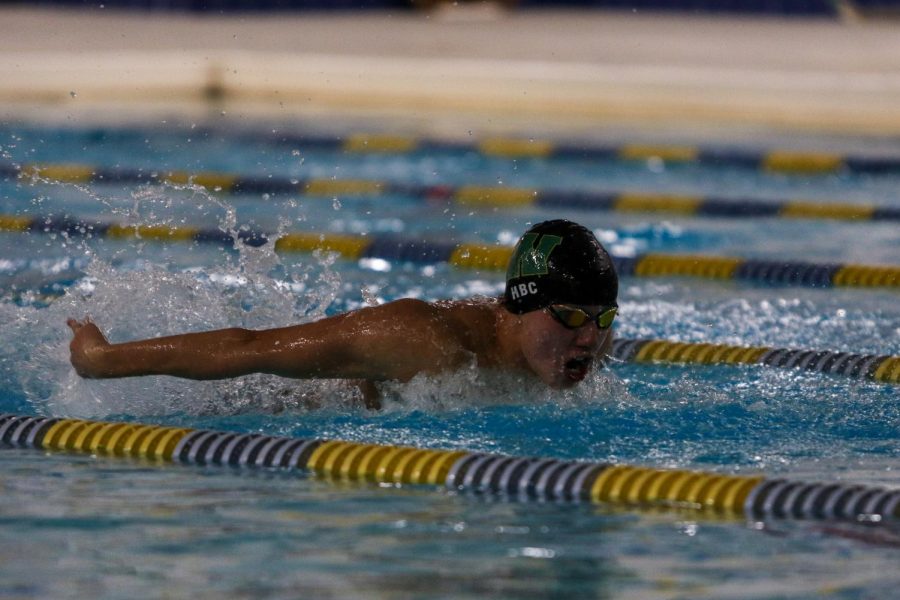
[547,304,618,330]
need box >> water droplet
[69,91,77,98]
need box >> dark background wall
[6,0,877,17]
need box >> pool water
[0,120,899,598]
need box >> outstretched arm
[68,299,469,383]
[68,318,275,380]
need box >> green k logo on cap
[506,233,562,280]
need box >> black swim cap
[504,220,618,314]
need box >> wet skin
[68,297,613,407]
[516,305,611,388]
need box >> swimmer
[68,219,618,409]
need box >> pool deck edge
[2,7,900,137]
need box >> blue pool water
[0,120,899,598]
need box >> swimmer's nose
[573,321,602,348]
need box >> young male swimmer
[68,219,618,409]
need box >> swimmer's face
[518,304,611,388]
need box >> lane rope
[25,126,900,175]
[1,212,898,289]
[4,162,899,223]
[280,133,900,175]
[1,412,897,522]
[610,339,900,384]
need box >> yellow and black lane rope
[2,413,898,522]
[4,162,900,223]
[197,129,900,175]
[609,339,900,384]
[1,213,899,290]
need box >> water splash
[3,175,357,418]
[377,364,625,414]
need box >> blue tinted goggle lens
[548,305,617,330]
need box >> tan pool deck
[2,4,900,139]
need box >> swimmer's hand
[67,318,111,378]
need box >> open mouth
[564,356,592,381]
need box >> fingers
[67,317,94,333]
[67,317,88,333]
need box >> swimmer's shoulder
[433,296,499,320]
[433,296,501,350]
[368,298,464,339]
[386,296,497,318]
[381,296,499,345]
